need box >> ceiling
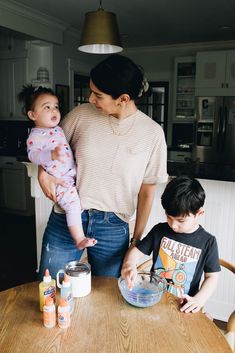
[3,0,235,48]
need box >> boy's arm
[180,272,219,313]
[121,247,144,289]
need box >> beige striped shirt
[59,103,168,221]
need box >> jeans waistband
[83,209,128,223]
[84,208,103,214]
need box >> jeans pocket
[106,212,127,226]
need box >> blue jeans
[38,209,129,280]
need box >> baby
[18,84,97,250]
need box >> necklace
[108,115,136,136]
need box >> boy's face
[166,209,203,234]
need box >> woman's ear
[119,94,130,104]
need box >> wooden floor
[0,211,38,291]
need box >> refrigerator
[195,97,235,165]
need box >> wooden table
[0,277,231,353]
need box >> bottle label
[43,308,56,328]
[44,286,56,299]
[58,312,70,328]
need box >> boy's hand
[121,262,137,289]
[179,294,204,313]
[51,143,66,163]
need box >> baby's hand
[179,294,203,313]
[76,237,97,250]
[51,143,66,163]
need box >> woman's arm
[38,166,66,202]
[131,183,156,243]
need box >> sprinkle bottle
[39,269,56,311]
[60,274,74,314]
[58,298,70,328]
[43,297,56,328]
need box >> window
[137,82,169,138]
[73,74,89,106]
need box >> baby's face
[28,94,61,128]
[166,213,200,234]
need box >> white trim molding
[0,0,68,44]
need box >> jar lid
[65,261,91,277]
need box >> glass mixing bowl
[118,272,167,308]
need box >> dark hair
[90,54,148,100]
[18,84,56,116]
[161,175,205,216]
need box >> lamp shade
[78,8,123,54]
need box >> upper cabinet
[27,40,53,88]
[0,38,53,121]
[195,50,235,96]
[0,56,27,120]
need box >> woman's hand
[38,166,66,202]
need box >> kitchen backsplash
[0,120,33,157]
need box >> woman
[38,54,168,279]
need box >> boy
[121,176,220,313]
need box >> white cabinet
[0,158,34,215]
[27,40,53,88]
[0,57,27,120]
[0,39,54,121]
[195,50,235,96]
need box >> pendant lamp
[78,0,123,54]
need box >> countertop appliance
[195,97,235,178]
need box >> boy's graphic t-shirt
[137,223,220,297]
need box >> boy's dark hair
[161,175,205,216]
[90,54,149,100]
[18,84,56,116]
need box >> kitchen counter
[167,160,235,182]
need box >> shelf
[176,115,195,122]
[177,75,195,79]
[197,129,213,133]
[176,97,194,102]
[177,92,194,95]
